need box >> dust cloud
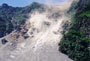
[0,0,75,61]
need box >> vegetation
[59,0,90,61]
[79,10,90,17]
[0,17,13,37]
[0,2,44,38]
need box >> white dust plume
[0,1,74,61]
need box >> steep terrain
[0,2,45,38]
[0,1,73,61]
[1,0,89,61]
[59,0,90,61]
[0,17,13,37]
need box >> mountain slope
[0,17,13,37]
[0,2,45,38]
[0,2,73,61]
[59,0,90,61]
